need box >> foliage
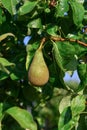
[0,0,87,130]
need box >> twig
[76,40,87,47]
[50,36,87,47]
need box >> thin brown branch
[76,40,87,47]
[50,36,87,47]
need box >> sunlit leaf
[71,95,85,117]
[59,96,71,114]
[27,18,42,29]
[0,33,15,42]
[6,107,37,130]
[0,64,10,75]
[0,58,15,79]
[0,103,4,120]
[76,0,85,4]
[55,0,69,17]
[10,73,19,80]
[0,58,15,66]
[1,0,18,15]
[18,1,37,15]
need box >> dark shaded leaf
[0,72,9,80]
[77,64,87,91]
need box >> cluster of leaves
[0,0,87,130]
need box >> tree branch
[50,36,87,47]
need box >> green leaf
[47,25,58,36]
[62,115,80,130]
[58,107,75,130]
[10,73,19,80]
[58,41,75,57]
[10,66,26,81]
[0,58,15,66]
[27,18,42,29]
[0,64,10,74]
[52,41,65,72]
[0,57,15,80]
[67,33,80,40]
[58,97,85,130]
[58,94,85,130]
[52,41,66,88]
[0,8,6,24]
[59,96,71,114]
[26,44,34,71]
[69,1,85,26]
[55,0,69,17]
[1,0,18,15]
[71,95,85,117]
[52,40,77,71]
[77,64,87,81]
[0,58,15,80]
[0,72,9,80]
[0,103,4,120]
[57,41,77,71]
[6,107,37,130]
[64,56,78,71]
[76,0,85,4]
[73,43,87,57]
[18,1,37,15]
[77,64,87,91]
[0,103,5,130]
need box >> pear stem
[38,37,46,50]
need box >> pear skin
[28,48,49,86]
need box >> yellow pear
[28,48,49,86]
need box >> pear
[28,48,49,86]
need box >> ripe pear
[28,48,49,86]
